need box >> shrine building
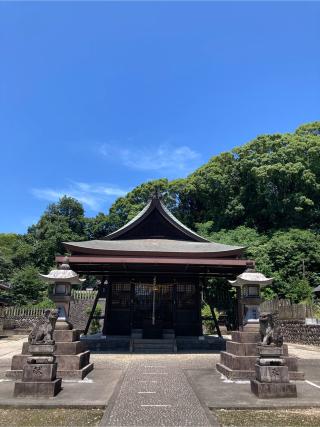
[56,195,252,338]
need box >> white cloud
[99,141,201,175]
[31,182,127,212]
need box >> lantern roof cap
[39,256,85,285]
[229,268,273,287]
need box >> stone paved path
[101,359,218,426]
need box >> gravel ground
[91,352,220,370]
[215,408,320,427]
[101,357,218,426]
[0,408,104,426]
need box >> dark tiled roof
[64,195,245,258]
[64,238,244,257]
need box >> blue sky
[0,2,319,234]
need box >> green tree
[254,229,320,301]
[85,213,113,240]
[0,234,34,279]
[8,266,47,305]
[107,122,320,233]
[199,226,320,303]
[27,196,86,270]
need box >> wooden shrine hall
[56,195,251,338]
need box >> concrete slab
[0,336,27,359]
[0,367,123,408]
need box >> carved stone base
[14,378,62,397]
[251,379,297,398]
[255,364,289,383]
[22,363,57,382]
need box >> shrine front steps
[6,329,93,380]
[216,330,304,381]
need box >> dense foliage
[1,121,319,305]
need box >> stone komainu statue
[28,309,59,345]
[259,311,283,347]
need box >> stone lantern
[39,257,85,330]
[229,268,273,330]
[6,257,93,381]
[313,285,320,299]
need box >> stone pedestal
[55,319,73,330]
[242,322,260,332]
[250,345,297,398]
[7,329,93,380]
[14,344,62,397]
[216,330,304,380]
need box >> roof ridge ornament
[150,188,164,201]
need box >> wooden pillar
[102,278,112,335]
[84,275,106,336]
[173,281,177,334]
[203,279,222,338]
[196,281,203,336]
[130,280,135,331]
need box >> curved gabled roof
[105,196,209,242]
[63,195,246,258]
[63,238,244,258]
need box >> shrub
[85,304,102,335]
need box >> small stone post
[14,309,62,397]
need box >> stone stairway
[131,338,177,353]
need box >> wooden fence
[3,291,97,318]
[260,298,313,320]
[4,306,47,317]
[71,290,97,300]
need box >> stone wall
[69,298,105,332]
[69,299,94,331]
[3,314,42,330]
[278,320,320,346]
